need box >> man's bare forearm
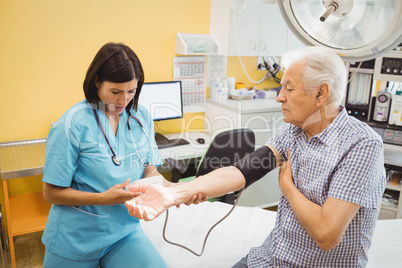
[169,166,246,205]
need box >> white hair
[280,46,347,104]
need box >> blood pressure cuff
[232,145,277,188]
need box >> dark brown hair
[83,42,144,113]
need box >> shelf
[9,191,51,236]
[381,205,398,212]
[384,144,402,168]
[349,67,374,74]
[386,181,402,191]
[378,207,397,219]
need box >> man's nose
[276,90,285,103]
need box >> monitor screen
[138,81,183,121]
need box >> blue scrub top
[42,100,162,260]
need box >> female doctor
[41,42,204,268]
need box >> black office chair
[165,128,255,204]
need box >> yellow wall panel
[0,0,211,142]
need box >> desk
[157,132,210,173]
[159,132,210,160]
[0,132,209,268]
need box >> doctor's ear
[95,76,101,89]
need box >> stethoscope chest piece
[112,156,121,166]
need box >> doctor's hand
[183,192,208,206]
[101,178,139,205]
[125,184,174,221]
[162,180,207,207]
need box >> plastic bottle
[212,79,220,100]
[217,82,224,100]
[220,80,229,100]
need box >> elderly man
[125,46,386,267]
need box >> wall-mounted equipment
[389,95,402,126]
[373,91,392,122]
[345,60,375,121]
[343,49,402,146]
[278,0,402,61]
[175,33,219,55]
[374,50,402,83]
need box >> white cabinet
[379,180,402,219]
[259,1,288,56]
[379,144,402,219]
[210,0,304,56]
[205,98,284,207]
[230,0,261,56]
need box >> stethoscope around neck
[92,108,154,167]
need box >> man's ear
[316,83,329,106]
